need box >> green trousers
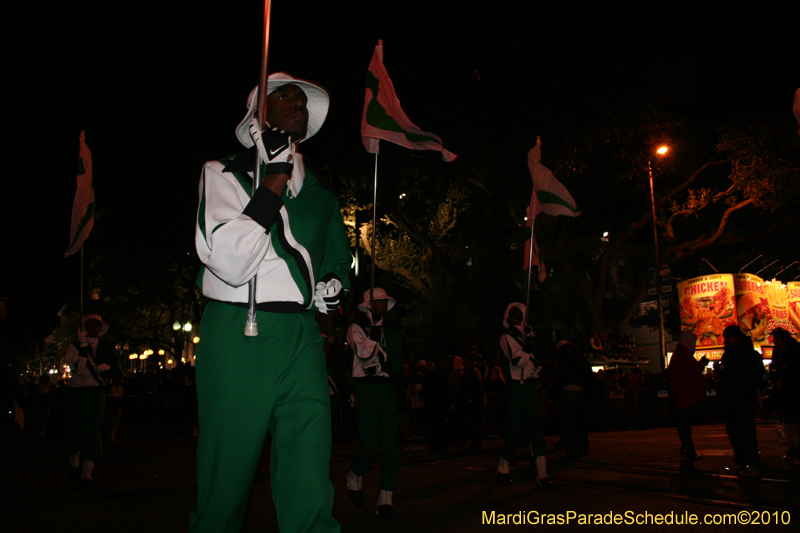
[349,381,399,491]
[68,387,106,461]
[189,301,339,533]
[501,381,547,461]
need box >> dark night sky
[3,1,798,337]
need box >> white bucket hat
[235,72,330,147]
[503,302,526,329]
[357,288,396,312]
[81,314,109,336]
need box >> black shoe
[466,443,482,454]
[495,471,513,486]
[738,465,761,477]
[680,448,701,461]
[69,466,80,485]
[377,504,394,518]
[536,477,557,490]
[348,490,365,507]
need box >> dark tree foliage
[333,64,800,355]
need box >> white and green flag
[528,136,579,218]
[361,40,457,162]
[65,131,95,257]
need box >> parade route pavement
[3,422,798,532]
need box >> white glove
[367,310,384,327]
[77,327,87,346]
[313,274,343,315]
[531,365,542,379]
[249,118,295,172]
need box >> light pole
[649,145,669,369]
[191,335,200,365]
[173,321,193,363]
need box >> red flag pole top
[244,0,273,336]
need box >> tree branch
[592,159,730,314]
[673,198,753,260]
[358,224,430,293]
[666,208,695,241]
[388,208,455,272]
[438,208,458,240]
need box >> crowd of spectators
[10,334,784,451]
[11,364,198,442]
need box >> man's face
[266,84,309,140]
[507,306,523,325]
[86,319,103,338]
[372,299,389,315]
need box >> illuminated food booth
[678,274,800,361]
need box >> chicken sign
[679,274,738,360]
[678,273,800,360]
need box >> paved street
[3,422,799,532]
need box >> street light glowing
[656,146,668,155]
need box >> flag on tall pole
[360,40,457,162]
[65,131,95,257]
[528,136,579,218]
[523,208,547,282]
[522,137,579,288]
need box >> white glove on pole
[313,274,343,315]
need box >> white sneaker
[346,470,365,507]
[81,460,94,480]
[345,470,362,491]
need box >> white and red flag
[65,131,95,257]
[361,40,457,161]
[528,136,579,218]
[523,137,580,282]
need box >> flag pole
[525,215,535,323]
[80,245,84,320]
[244,0,273,337]
[367,40,385,314]
[369,152,378,311]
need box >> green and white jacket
[195,148,351,308]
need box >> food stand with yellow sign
[678,273,800,362]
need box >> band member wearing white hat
[345,288,404,517]
[191,73,351,533]
[66,314,114,485]
[496,303,556,489]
